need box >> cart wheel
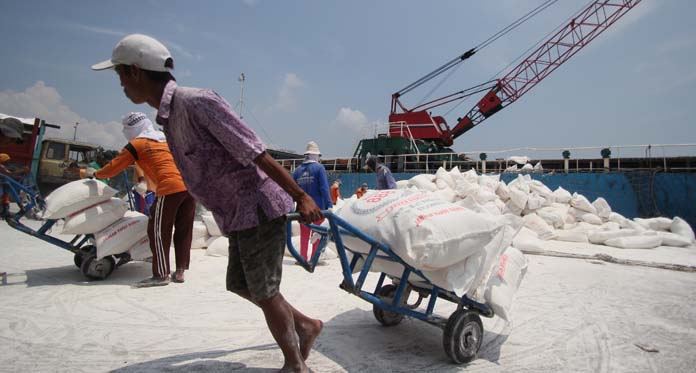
[73,246,95,268]
[373,284,405,326]
[443,309,483,364]
[80,254,116,280]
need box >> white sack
[508,156,529,165]
[520,163,534,173]
[455,180,480,199]
[588,229,639,244]
[503,199,523,216]
[408,174,437,191]
[592,197,612,219]
[554,229,589,243]
[656,231,692,247]
[432,187,457,203]
[529,180,553,199]
[570,193,597,214]
[512,227,545,253]
[604,235,662,250]
[609,212,629,226]
[395,180,410,189]
[526,194,546,211]
[95,211,149,259]
[484,246,528,321]
[600,221,621,231]
[206,236,229,257]
[191,221,209,249]
[508,188,528,210]
[536,206,565,229]
[478,174,500,192]
[670,217,695,242]
[337,189,523,295]
[435,167,456,190]
[504,165,518,173]
[43,179,118,219]
[127,236,151,261]
[533,162,543,173]
[581,213,603,225]
[62,198,128,234]
[496,182,510,201]
[522,213,556,240]
[201,213,223,237]
[552,186,572,204]
[635,217,673,231]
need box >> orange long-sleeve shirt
[95,138,186,196]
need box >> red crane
[388,0,642,148]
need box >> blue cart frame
[1,174,131,280]
[287,210,494,364]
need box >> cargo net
[624,170,661,218]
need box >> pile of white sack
[43,179,151,261]
[389,167,696,253]
[335,187,525,321]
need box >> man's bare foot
[296,319,323,360]
[279,362,309,373]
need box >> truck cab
[37,138,98,188]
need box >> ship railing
[278,143,696,174]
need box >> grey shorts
[226,209,287,301]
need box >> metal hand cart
[287,211,494,364]
[1,174,132,280]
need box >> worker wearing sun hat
[292,141,332,261]
[86,112,195,287]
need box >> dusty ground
[1,220,696,372]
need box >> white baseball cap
[91,34,173,72]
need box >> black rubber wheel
[373,284,405,326]
[80,254,116,280]
[73,246,95,269]
[443,309,483,364]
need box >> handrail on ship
[278,143,696,174]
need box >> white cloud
[0,81,125,150]
[266,73,305,113]
[333,107,385,138]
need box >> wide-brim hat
[304,141,321,155]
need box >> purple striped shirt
[157,81,292,232]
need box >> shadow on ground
[6,260,152,287]
[109,345,279,372]
[312,307,508,372]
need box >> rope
[524,250,696,273]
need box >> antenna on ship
[238,73,246,119]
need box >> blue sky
[1,0,695,159]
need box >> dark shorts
[226,209,286,301]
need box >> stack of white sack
[397,168,695,252]
[43,179,151,261]
[333,188,523,320]
[202,211,226,256]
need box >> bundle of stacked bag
[329,166,694,321]
[392,167,695,252]
[42,179,151,261]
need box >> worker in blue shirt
[292,141,332,261]
[365,155,397,190]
